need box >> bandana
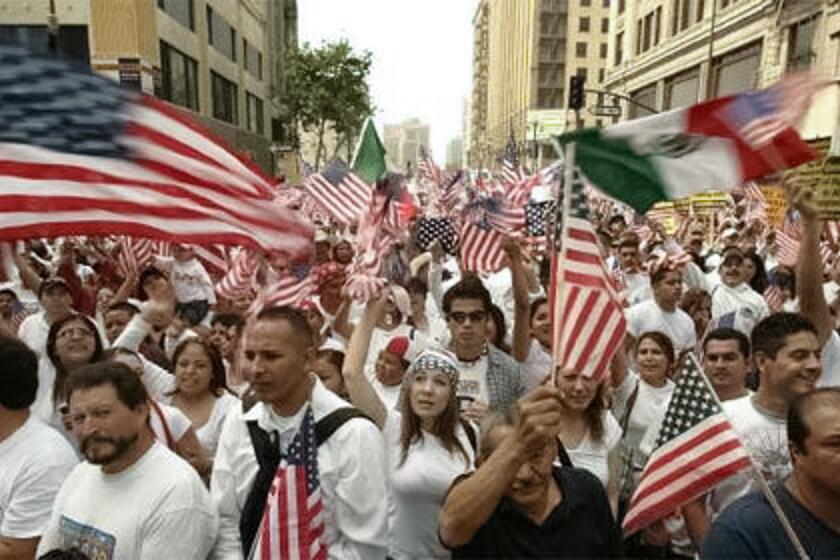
[404,349,460,385]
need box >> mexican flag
[558,75,820,213]
[352,117,388,184]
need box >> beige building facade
[383,119,431,174]
[603,0,840,142]
[467,0,612,169]
[0,0,298,173]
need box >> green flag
[352,118,387,184]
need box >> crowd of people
[0,175,839,560]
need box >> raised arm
[506,241,532,363]
[792,179,833,346]
[342,296,389,429]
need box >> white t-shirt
[565,411,622,488]
[823,280,840,307]
[522,339,552,392]
[710,395,789,517]
[18,311,50,358]
[0,416,78,539]
[625,300,697,352]
[613,371,675,460]
[624,273,652,306]
[155,256,216,304]
[372,378,402,411]
[37,442,218,560]
[456,354,489,405]
[711,283,769,336]
[383,411,475,559]
[149,401,191,448]
[818,329,840,388]
[195,392,238,458]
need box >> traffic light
[568,75,586,110]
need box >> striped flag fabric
[460,219,507,273]
[763,284,783,312]
[501,136,523,186]
[550,168,625,381]
[303,160,372,225]
[622,354,752,536]
[215,248,259,301]
[417,146,441,185]
[776,228,800,267]
[116,237,171,277]
[254,407,327,560]
[0,44,312,254]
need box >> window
[600,43,608,59]
[618,0,625,14]
[603,0,610,7]
[673,0,703,35]
[598,68,605,82]
[643,12,653,52]
[788,15,818,70]
[243,39,263,79]
[630,84,657,118]
[0,25,89,62]
[157,0,194,31]
[157,41,199,111]
[207,5,236,61]
[246,92,264,134]
[654,7,661,46]
[576,42,587,57]
[636,19,643,54]
[602,17,609,34]
[615,31,624,65]
[581,0,591,6]
[211,71,238,124]
[664,67,699,109]
[710,41,761,97]
[579,17,590,32]
[576,67,588,81]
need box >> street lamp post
[47,0,58,53]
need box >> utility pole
[47,0,58,53]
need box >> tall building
[0,0,298,173]
[603,0,840,142]
[446,137,464,170]
[382,119,431,174]
[468,0,612,168]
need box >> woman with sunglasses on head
[343,294,476,560]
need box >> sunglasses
[448,311,487,324]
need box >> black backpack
[239,407,372,556]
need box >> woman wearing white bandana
[344,295,477,559]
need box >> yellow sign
[646,202,679,235]
[760,185,787,228]
[786,138,840,220]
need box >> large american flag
[303,160,372,225]
[116,236,171,277]
[0,44,312,254]
[215,248,259,301]
[550,169,625,381]
[622,354,752,536]
[254,407,327,560]
[500,136,523,186]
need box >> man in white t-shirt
[710,247,769,336]
[0,336,77,559]
[17,276,74,358]
[625,267,696,353]
[708,313,822,520]
[37,361,217,559]
[616,236,651,305]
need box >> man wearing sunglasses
[442,276,524,422]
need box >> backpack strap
[315,407,373,445]
[239,421,281,557]
[619,380,641,437]
[148,399,176,450]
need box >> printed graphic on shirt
[59,516,116,560]
[457,379,481,400]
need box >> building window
[603,0,610,7]
[618,0,625,14]
[600,43,608,59]
[576,42,587,57]
[157,0,194,31]
[788,15,818,71]
[601,17,609,34]
[243,39,263,79]
[0,24,89,62]
[630,83,657,118]
[576,67,588,81]
[598,68,605,82]
[636,19,643,54]
[207,5,236,61]
[211,71,238,124]
[581,0,591,6]
[710,41,761,97]
[664,66,699,109]
[157,41,199,111]
[579,17,590,32]
[615,31,624,65]
[246,92,264,134]
[673,0,704,35]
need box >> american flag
[550,169,625,380]
[417,146,441,185]
[622,354,752,536]
[460,218,507,273]
[725,74,815,149]
[191,244,230,279]
[215,248,259,301]
[251,269,317,313]
[116,237,171,277]
[254,407,327,560]
[304,160,372,225]
[415,217,459,255]
[0,44,312,253]
[501,136,523,186]
[763,284,783,312]
[776,228,800,267]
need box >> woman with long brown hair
[343,295,475,559]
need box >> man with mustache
[37,361,218,559]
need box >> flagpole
[685,354,810,560]
[550,142,575,385]
[350,117,371,168]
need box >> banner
[786,138,840,220]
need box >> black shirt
[702,482,840,559]
[451,466,622,559]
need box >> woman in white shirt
[344,297,475,560]
[612,331,677,519]
[167,338,238,475]
[555,367,622,514]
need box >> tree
[281,39,374,168]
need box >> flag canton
[554,169,589,242]
[525,201,554,237]
[656,357,722,447]
[503,137,518,167]
[321,160,350,186]
[415,217,459,254]
[0,43,133,158]
[726,86,787,147]
[286,408,321,494]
